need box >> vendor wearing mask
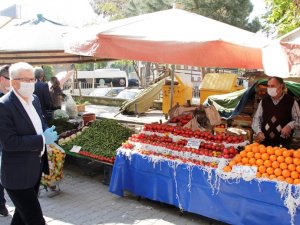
[252,76,300,148]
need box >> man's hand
[256,132,265,142]
[281,125,292,138]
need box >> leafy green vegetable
[63,119,134,157]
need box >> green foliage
[263,0,300,36]
[42,65,54,81]
[90,0,261,31]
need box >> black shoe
[0,204,8,217]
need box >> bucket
[82,113,96,125]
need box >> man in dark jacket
[0,65,10,216]
[0,62,58,225]
[33,67,52,121]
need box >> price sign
[70,145,82,153]
[185,139,201,149]
[232,165,257,176]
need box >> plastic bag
[53,109,69,121]
[65,94,78,119]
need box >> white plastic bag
[65,94,78,119]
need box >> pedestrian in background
[34,67,52,121]
[0,62,58,225]
[50,76,63,110]
[0,65,10,217]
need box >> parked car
[89,87,124,97]
[116,88,143,100]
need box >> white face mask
[18,82,35,97]
[267,87,277,97]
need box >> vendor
[252,76,300,148]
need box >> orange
[294,179,300,185]
[261,153,270,160]
[277,156,285,163]
[249,158,256,165]
[261,173,269,178]
[285,157,293,165]
[270,155,277,162]
[242,157,249,164]
[252,146,259,153]
[254,152,261,159]
[244,145,252,152]
[280,162,288,170]
[259,165,266,174]
[282,169,291,178]
[259,146,267,154]
[293,158,300,166]
[288,164,296,172]
[277,176,285,181]
[296,165,300,173]
[285,177,294,184]
[293,150,300,159]
[247,152,254,159]
[266,167,274,175]
[264,160,272,168]
[282,150,291,157]
[275,149,283,156]
[256,172,262,178]
[229,160,236,167]
[266,146,275,155]
[223,166,231,172]
[234,155,242,163]
[274,168,282,176]
[269,174,277,179]
[291,171,299,179]
[272,161,280,169]
[256,159,264,166]
[240,150,247,158]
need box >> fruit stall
[107,106,300,225]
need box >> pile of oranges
[223,142,300,185]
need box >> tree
[263,0,300,36]
[90,0,261,32]
[42,65,54,81]
[123,0,261,31]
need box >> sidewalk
[0,162,227,225]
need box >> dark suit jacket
[34,80,52,118]
[0,91,49,190]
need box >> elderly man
[252,76,300,148]
[0,62,58,225]
[34,67,52,121]
[0,65,10,216]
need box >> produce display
[41,143,66,187]
[60,119,135,164]
[119,122,248,169]
[223,142,300,185]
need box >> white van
[76,69,128,88]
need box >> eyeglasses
[14,78,36,83]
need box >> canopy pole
[169,65,175,113]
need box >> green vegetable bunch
[64,119,134,158]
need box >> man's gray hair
[34,67,44,80]
[9,62,34,80]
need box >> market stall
[108,114,300,225]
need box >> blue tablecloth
[109,153,300,225]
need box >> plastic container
[82,113,96,125]
[200,73,244,104]
[162,75,193,114]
